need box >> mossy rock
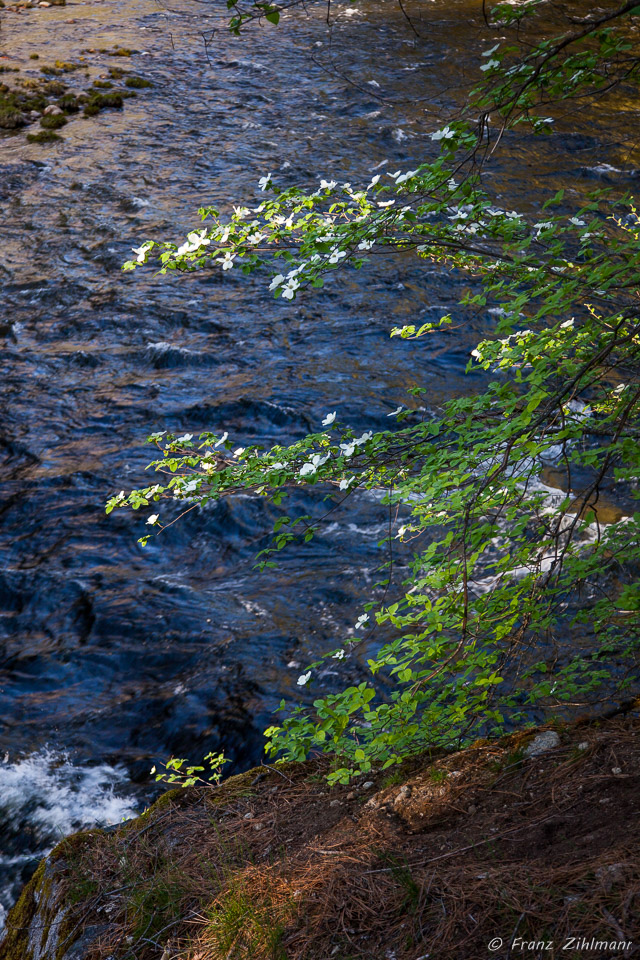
[0,105,25,129]
[40,112,67,129]
[57,94,80,113]
[40,61,77,76]
[88,91,124,110]
[42,81,67,97]
[108,47,136,57]
[125,75,153,89]
[92,79,113,89]
[27,129,62,143]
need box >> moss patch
[40,112,67,129]
[125,75,153,89]
[26,129,62,143]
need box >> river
[0,0,637,926]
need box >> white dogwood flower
[395,169,418,185]
[147,514,159,525]
[281,278,300,300]
[340,442,356,458]
[297,672,311,685]
[214,432,229,447]
[132,241,153,263]
[431,125,454,141]
[217,252,236,271]
[322,412,337,426]
[258,173,272,190]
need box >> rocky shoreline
[1,713,638,960]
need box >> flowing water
[0,0,638,924]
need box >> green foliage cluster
[112,1,640,782]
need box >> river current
[0,0,638,925]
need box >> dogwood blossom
[387,406,403,417]
[269,274,285,291]
[338,476,356,490]
[281,278,300,300]
[395,169,418,185]
[358,239,375,250]
[177,230,211,256]
[300,462,317,477]
[147,514,159,525]
[176,434,193,443]
[431,125,454,141]
[217,252,236,271]
[258,173,272,191]
[355,613,370,629]
[320,179,337,190]
[214,432,228,447]
[328,250,347,265]
[132,241,153,263]
[332,649,346,660]
[297,672,311,685]
[340,441,356,458]
[322,412,337,426]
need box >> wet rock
[43,104,63,115]
[362,781,374,790]
[524,730,560,757]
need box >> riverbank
[2,711,638,960]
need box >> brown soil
[3,713,639,960]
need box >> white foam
[0,749,137,847]
[0,750,138,931]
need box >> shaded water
[1,0,638,922]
